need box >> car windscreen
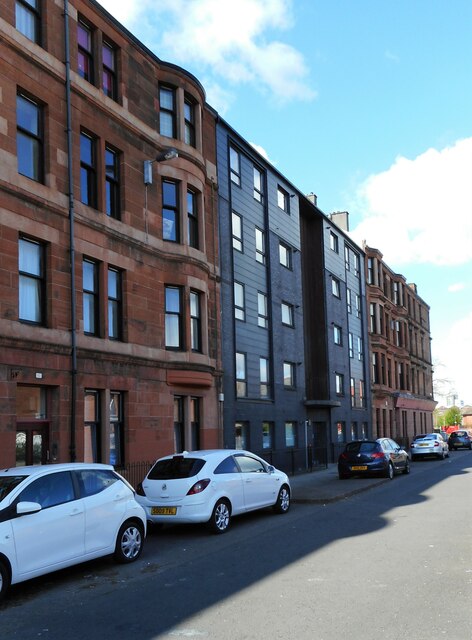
[345,442,378,453]
[148,457,206,480]
[0,475,27,502]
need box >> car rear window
[452,431,467,437]
[0,475,27,502]
[345,442,379,453]
[148,457,206,480]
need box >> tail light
[434,442,440,447]
[136,482,146,496]
[371,452,385,459]
[187,479,210,496]
[339,452,348,460]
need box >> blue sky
[98,0,472,405]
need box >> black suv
[447,430,472,450]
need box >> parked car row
[0,450,291,602]
[337,430,471,480]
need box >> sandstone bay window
[107,267,122,340]
[77,19,94,83]
[84,390,101,462]
[83,258,99,336]
[102,40,117,100]
[19,236,45,325]
[187,189,199,248]
[165,286,183,349]
[162,180,180,242]
[80,131,97,207]
[16,0,41,44]
[190,397,200,449]
[184,97,196,147]
[159,85,176,138]
[17,92,43,182]
[190,290,202,352]
[109,391,123,466]
[105,146,120,219]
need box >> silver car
[410,433,449,460]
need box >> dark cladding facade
[216,120,309,471]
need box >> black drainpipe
[64,0,77,461]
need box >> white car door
[11,471,85,578]
[235,454,278,511]
[76,469,129,554]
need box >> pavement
[289,464,390,504]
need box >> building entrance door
[16,422,49,466]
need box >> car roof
[155,449,257,462]
[0,463,114,477]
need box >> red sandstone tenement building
[0,0,221,467]
[364,246,436,441]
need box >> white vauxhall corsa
[0,463,146,602]
[136,449,291,534]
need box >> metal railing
[115,460,153,490]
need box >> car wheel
[0,559,10,603]
[114,520,144,563]
[338,472,350,479]
[411,455,417,462]
[208,499,231,534]
[403,459,410,475]
[385,462,394,479]
[273,485,290,514]
[438,450,445,460]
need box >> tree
[443,406,462,427]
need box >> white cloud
[97,0,315,108]
[249,142,273,164]
[434,311,472,404]
[350,137,472,267]
[448,283,466,293]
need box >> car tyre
[0,559,10,603]
[438,450,445,460]
[385,462,394,479]
[273,485,291,514]
[208,499,231,534]
[403,459,410,474]
[338,472,350,480]
[114,520,144,563]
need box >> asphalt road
[1,451,471,640]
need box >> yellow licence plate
[351,465,367,471]
[151,506,177,516]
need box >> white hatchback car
[0,463,146,602]
[136,449,291,533]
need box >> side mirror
[267,465,275,474]
[17,501,42,515]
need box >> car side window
[77,469,119,497]
[235,455,266,473]
[18,472,75,509]
[214,456,239,474]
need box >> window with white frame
[331,277,340,298]
[357,336,364,360]
[230,147,241,185]
[234,282,245,321]
[348,332,354,358]
[253,166,263,202]
[281,302,294,327]
[257,292,268,328]
[283,362,295,388]
[232,212,243,251]
[235,352,247,397]
[279,242,291,269]
[259,358,270,398]
[277,185,289,212]
[255,227,265,263]
[335,372,344,395]
[333,324,342,345]
[330,232,339,253]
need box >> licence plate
[151,506,177,516]
[419,443,428,447]
[351,465,367,471]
